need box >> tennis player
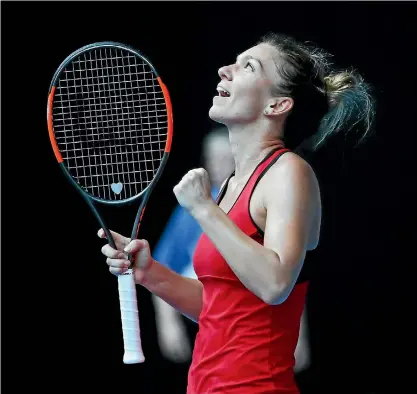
[99,33,374,393]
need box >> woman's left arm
[173,158,320,304]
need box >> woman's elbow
[263,255,304,305]
[261,282,291,305]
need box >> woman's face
[209,43,280,125]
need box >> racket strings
[52,47,168,201]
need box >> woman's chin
[208,106,224,122]
[209,104,226,123]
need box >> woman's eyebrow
[236,54,264,70]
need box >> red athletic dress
[187,148,310,394]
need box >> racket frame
[46,41,174,363]
[47,41,173,241]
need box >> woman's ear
[264,97,294,116]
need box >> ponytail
[296,69,375,157]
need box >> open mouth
[217,86,231,97]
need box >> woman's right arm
[142,260,203,322]
[98,228,203,322]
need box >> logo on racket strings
[111,182,123,195]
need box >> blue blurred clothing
[153,187,220,278]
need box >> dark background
[2,1,416,393]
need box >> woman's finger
[101,244,128,259]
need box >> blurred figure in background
[152,126,311,374]
[151,126,235,362]
[294,306,310,374]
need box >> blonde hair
[324,71,356,106]
[259,32,376,153]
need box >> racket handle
[118,269,145,364]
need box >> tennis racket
[46,42,173,364]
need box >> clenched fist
[173,168,214,216]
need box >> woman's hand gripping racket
[46,42,173,364]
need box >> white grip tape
[118,268,145,364]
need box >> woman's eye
[245,62,255,71]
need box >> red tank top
[187,148,309,394]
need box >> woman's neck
[228,124,285,180]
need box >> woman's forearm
[192,203,282,304]
[141,260,203,322]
